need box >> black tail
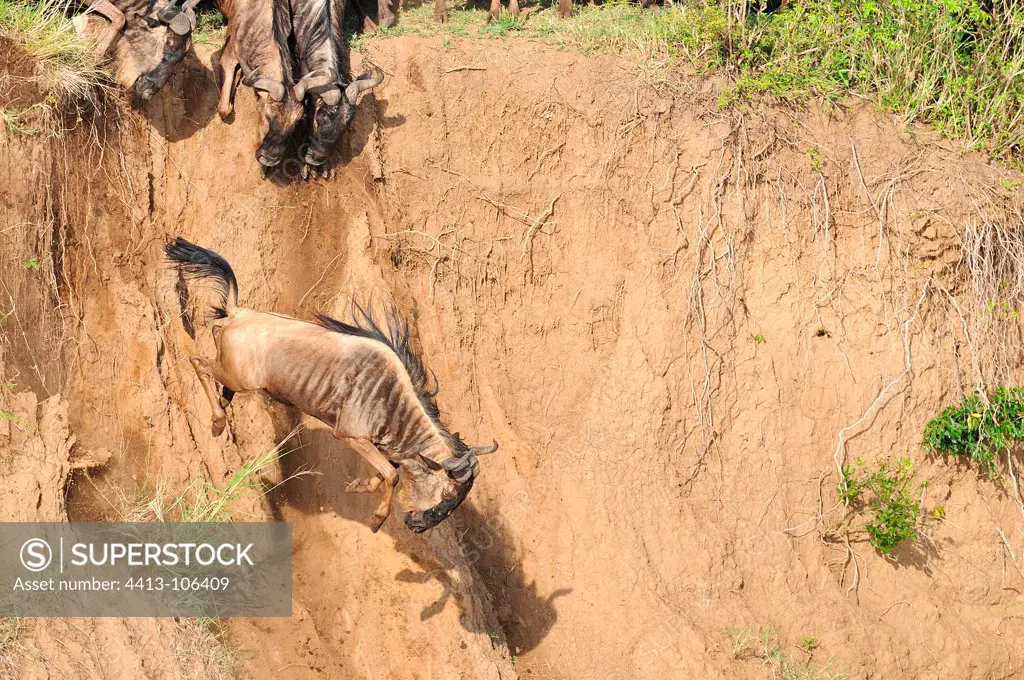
[164,237,239,319]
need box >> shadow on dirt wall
[268,424,571,653]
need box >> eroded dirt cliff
[2,32,1024,680]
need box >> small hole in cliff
[815,328,829,338]
[389,248,407,269]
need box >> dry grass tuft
[0,0,108,104]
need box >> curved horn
[441,456,474,483]
[293,68,336,101]
[238,58,257,83]
[344,67,385,105]
[252,78,286,102]
[418,454,442,471]
[469,440,499,456]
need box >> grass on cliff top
[0,0,107,102]
[357,0,1024,168]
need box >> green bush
[838,458,921,554]
[922,386,1024,476]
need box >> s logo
[20,539,52,572]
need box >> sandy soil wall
[2,32,1024,679]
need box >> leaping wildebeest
[215,0,305,172]
[165,237,498,533]
[290,0,384,177]
[74,0,196,99]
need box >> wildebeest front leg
[190,357,227,436]
[217,35,240,121]
[86,0,126,55]
[337,435,397,532]
[434,0,447,22]
[378,0,395,28]
[487,0,501,22]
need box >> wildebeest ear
[252,79,286,102]
[418,454,442,471]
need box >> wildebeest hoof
[301,164,310,180]
[370,515,387,532]
[378,13,395,29]
[212,418,226,436]
[346,477,383,494]
[435,9,448,22]
[321,166,331,180]
[134,76,158,101]
[260,165,269,179]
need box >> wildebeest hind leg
[345,475,383,494]
[86,0,126,55]
[217,36,240,121]
[190,357,227,436]
[337,435,397,532]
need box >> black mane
[272,0,296,85]
[314,303,470,455]
[291,0,332,63]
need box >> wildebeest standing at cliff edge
[215,0,305,173]
[290,0,384,178]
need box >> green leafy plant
[753,333,767,345]
[193,7,227,46]
[23,257,39,271]
[985,299,1019,321]
[807,148,824,171]
[838,458,921,555]
[922,386,1024,476]
[800,634,820,652]
[1,108,38,135]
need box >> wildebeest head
[74,7,192,100]
[131,27,192,100]
[399,439,498,534]
[240,60,304,168]
[295,67,384,168]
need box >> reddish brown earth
[2,32,1024,680]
